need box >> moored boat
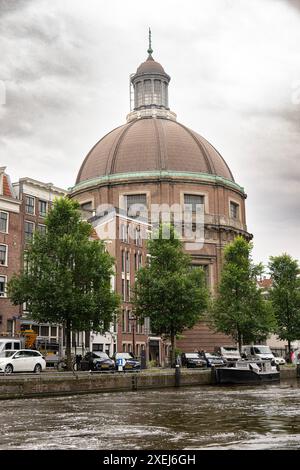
[215,360,280,385]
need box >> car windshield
[116,353,132,360]
[222,347,239,352]
[254,346,271,354]
[206,354,219,359]
[0,350,16,358]
[185,353,200,359]
[93,352,109,359]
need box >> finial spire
[147,27,153,55]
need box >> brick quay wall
[0,367,299,400]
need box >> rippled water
[1,380,300,450]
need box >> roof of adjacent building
[76,117,234,185]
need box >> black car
[114,352,141,371]
[198,351,226,368]
[79,352,115,371]
[181,352,207,368]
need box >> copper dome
[136,55,166,75]
[76,118,234,185]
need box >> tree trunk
[170,333,176,368]
[65,319,72,371]
[288,339,291,362]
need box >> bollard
[175,364,181,387]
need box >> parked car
[214,346,241,364]
[0,349,46,374]
[198,351,226,368]
[181,352,207,368]
[114,352,141,371]
[272,352,286,366]
[79,352,115,371]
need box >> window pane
[230,202,239,220]
[0,212,8,232]
[126,194,147,218]
[40,326,49,337]
[25,222,34,241]
[0,245,7,265]
[39,200,47,217]
[184,194,204,213]
[25,196,35,214]
[37,224,46,235]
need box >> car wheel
[4,364,13,375]
[34,364,42,374]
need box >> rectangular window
[0,212,8,232]
[0,245,7,265]
[230,201,239,220]
[39,200,47,217]
[122,309,126,333]
[40,326,49,337]
[144,79,152,105]
[113,314,117,333]
[92,343,104,352]
[122,279,125,301]
[121,250,125,272]
[37,224,47,235]
[126,279,130,301]
[0,276,7,297]
[184,194,204,213]
[50,326,57,337]
[24,221,34,242]
[125,194,147,218]
[25,196,35,214]
[126,251,130,273]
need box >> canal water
[1,380,300,450]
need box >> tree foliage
[211,236,275,351]
[8,197,120,368]
[132,225,209,366]
[268,254,300,354]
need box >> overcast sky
[1,0,300,266]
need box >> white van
[0,338,23,353]
[242,345,275,361]
[215,346,241,362]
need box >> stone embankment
[0,366,299,400]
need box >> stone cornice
[70,170,245,197]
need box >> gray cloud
[1,0,300,265]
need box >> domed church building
[70,33,252,358]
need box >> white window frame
[25,195,35,215]
[0,211,9,233]
[38,200,48,218]
[0,244,8,266]
[0,274,7,297]
[24,220,35,242]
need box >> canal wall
[0,366,299,400]
[0,369,212,400]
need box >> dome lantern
[126,29,177,122]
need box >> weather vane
[147,27,153,55]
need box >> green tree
[268,254,300,356]
[211,236,275,352]
[8,197,120,369]
[132,225,209,367]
